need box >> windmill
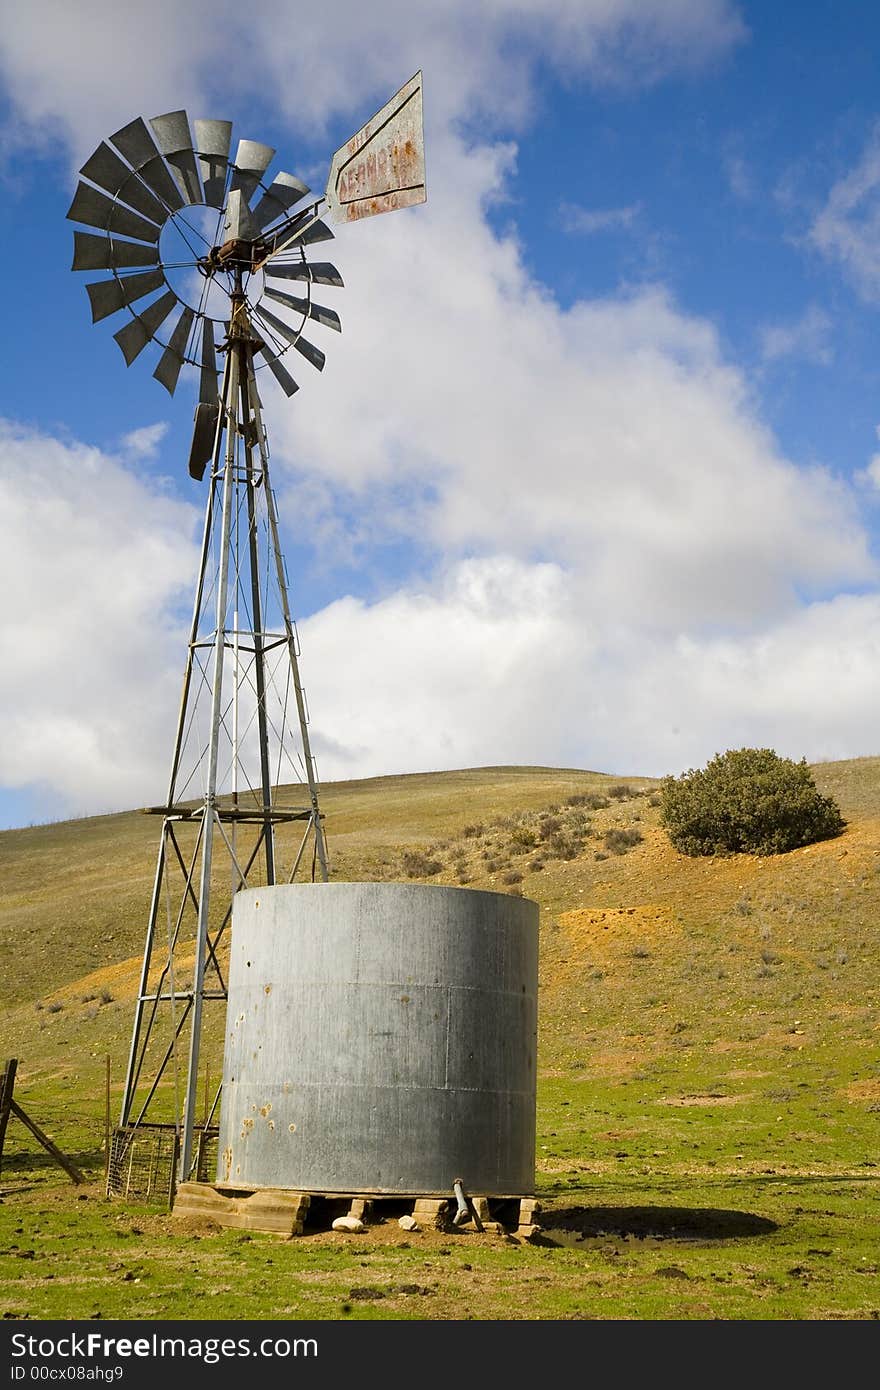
[66,75,426,1186]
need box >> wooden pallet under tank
[172,1181,541,1238]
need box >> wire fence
[107,1124,219,1201]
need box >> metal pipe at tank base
[218,881,539,1197]
[453,1178,470,1226]
[453,1178,484,1231]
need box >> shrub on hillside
[659,748,846,857]
[603,826,643,855]
[401,850,443,877]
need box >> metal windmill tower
[66,76,426,1186]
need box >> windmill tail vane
[66,75,426,1185]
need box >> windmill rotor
[67,108,344,413]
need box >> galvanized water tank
[217,881,538,1196]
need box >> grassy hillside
[1,757,879,1320]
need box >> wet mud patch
[539,1204,778,1245]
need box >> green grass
[1,759,879,1320]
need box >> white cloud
[121,421,169,460]
[266,129,872,640]
[0,420,200,815]
[559,201,642,234]
[757,304,833,365]
[856,425,880,495]
[0,1,745,166]
[300,560,880,784]
[724,151,752,201]
[301,557,582,776]
[809,124,880,302]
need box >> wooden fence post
[0,1057,84,1184]
[0,1059,18,1178]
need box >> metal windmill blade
[229,137,275,204]
[254,304,326,371]
[72,232,160,272]
[194,119,232,208]
[251,171,311,231]
[149,110,203,205]
[109,116,186,211]
[265,261,344,288]
[264,286,341,333]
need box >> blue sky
[1,0,879,830]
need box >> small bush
[509,827,537,850]
[538,816,562,841]
[608,784,633,800]
[462,823,484,839]
[502,870,523,885]
[545,833,582,860]
[659,748,846,857]
[401,850,443,877]
[603,827,643,855]
[528,858,545,872]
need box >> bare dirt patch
[656,1094,750,1108]
[842,1079,880,1104]
[549,902,679,983]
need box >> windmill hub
[200,236,270,273]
